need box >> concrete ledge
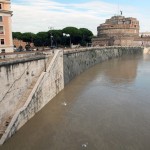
[0,55,46,67]
[63,46,143,55]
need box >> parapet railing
[63,46,143,54]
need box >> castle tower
[0,0,13,53]
[92,15,140,46]
[97,16,139,38]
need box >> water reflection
[102,56,140,84]
[143,54,150,61]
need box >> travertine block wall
[64,47,143,85]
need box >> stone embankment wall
[64,47,143,85]
[0,47,143,145]
[0,51,55,128]
[0,50,64,145]
[0,54,49,127]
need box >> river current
[1,54,150,150]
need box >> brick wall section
[13,39,34,49]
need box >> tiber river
[1,54,150,150]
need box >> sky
[11,0,150,35]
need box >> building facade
[92,15,141,46]
[13,39,35,50]
[0,0,13,53]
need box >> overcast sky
[12,0,150,35]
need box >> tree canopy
[12,32,23,40]
[79,28,93,46]
[34,32,49,47]
[12,26,93,47]
[62,27,82,44]
[22,32,35,43]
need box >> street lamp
[51,35,53,48]
[48,27,54,48]
[63,33,71,48]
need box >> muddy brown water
[1,54,150,150]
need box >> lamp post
[51,35,53,48]
[48,27,54,48]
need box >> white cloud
[11,0,149,35]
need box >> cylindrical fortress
[92,15,140,46]
[97,16,139,38]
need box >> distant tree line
[12,27,93,48]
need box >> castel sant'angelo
[92,15,150,47]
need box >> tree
[62,27,82,45]
[34,32,49,48]
[12,32,23,40]
[12,27,93,48]
[48,30,63,47]
[79,28,93,46]
[22,32,35,43]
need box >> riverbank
[0,46,143,145]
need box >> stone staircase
[0,55,53,138]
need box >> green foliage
[48,30,63,47]
[79,28,93,37]
[13,26,93,47]
[12,32,23,40]
[22,32,35,43]
[62,27,82,45]
[79,28,93,46]
[34,32,49,47]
